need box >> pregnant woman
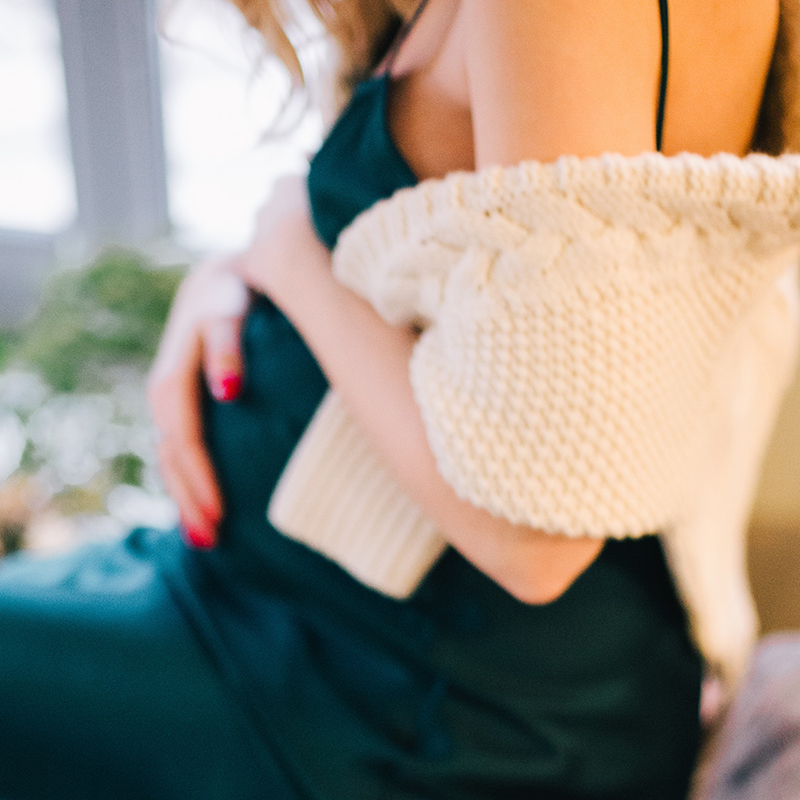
[2,1,800,798]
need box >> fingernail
[212,373,242,402]
[182,522,216,550]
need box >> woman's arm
[462,0,779,165]
[238,0,686,602]
[243,209,603,604]
[464,0,664,165]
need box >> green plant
[0,250,187,549]
[0,329,19,372]
[11,250,184,392]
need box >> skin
[149,0,779,601]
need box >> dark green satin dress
[0,72,702,800]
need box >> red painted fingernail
[212,373,242,402]
[183,522,216,550]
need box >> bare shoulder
[667,0,779,155]
[459,0,780,165]
[461,0,668,166]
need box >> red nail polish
[212,373,242,402]
[183,523,216,550]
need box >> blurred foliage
[0,522,24,556]
[0,251,186,550]
[9,250,185,392]
[0,329,18,371]
[52,482,110,517]
[110,452,146,487]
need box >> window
[0,0,321,325]
[160,0,322,252]
[0,0,76,234]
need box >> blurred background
[0,0,798,634]
[0,0,320,551]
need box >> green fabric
[0,73,702,799]
[308,75,417,249]
[0,530,292,800]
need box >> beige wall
[749,356,800,633]
[752,362,800,530]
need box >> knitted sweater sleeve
[332,153,800,538]
[270,152,800,682]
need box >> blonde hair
[228,0,418,88]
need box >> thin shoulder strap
[656,0,669,151]
[382,0,432,75]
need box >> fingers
[148,259,250,549]
[197,270,249,402]
[149,331,224,548]
[160,453,221,549]
[158,444,219,549]
[202,315,244,403]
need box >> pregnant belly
[201,295,328,531]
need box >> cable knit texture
[269,152,800,686]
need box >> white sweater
[269,152,800,687]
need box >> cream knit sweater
[269,152,800,687]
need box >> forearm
[260,213,603,604]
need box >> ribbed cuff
[267,390,447,597]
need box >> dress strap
[656,0,669,152]
[382,0,432,75]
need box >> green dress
[0,70,702,800]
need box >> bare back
[388,0,780,181]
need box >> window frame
[0,0,169,325]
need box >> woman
[1,1,799,797]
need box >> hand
[148,255,250,549]
[148,172,318,548]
